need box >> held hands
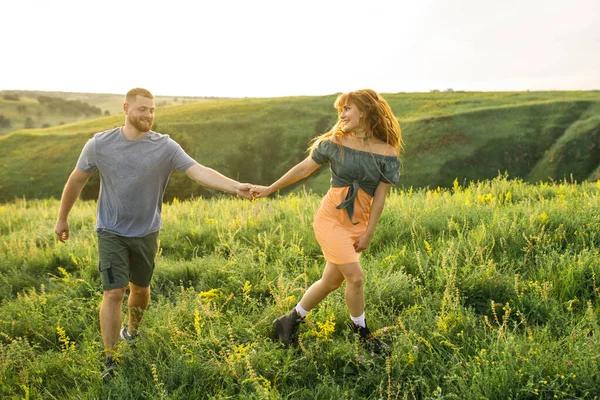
[249,185,273,199]
[54,220,70,243]
[235,183,255,200]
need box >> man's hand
[250,185,273,199]
[55,220,70,243]
[236,183,254,200]
[353,231,373,253]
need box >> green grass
[1,177,600,398]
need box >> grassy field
[1,177,600,398]
[0,90,599,203]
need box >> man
[54,88,252,380]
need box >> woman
[251,89,401,354]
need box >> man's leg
[100,287,127,356]
[97,231,131,357]
[126,231,158,336]
[127,282,150,336]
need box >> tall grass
[1,176,600,398]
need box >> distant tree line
[24,117,35,129]
[2,93,20,101]
[0,115,11,128]
[37,96,102,117]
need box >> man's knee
[103,287,126,303]
[129,283,151,297]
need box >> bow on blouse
[336,180,360,225]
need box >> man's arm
[54,168,91,242]
[184,163,252,199]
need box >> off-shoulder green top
[311,140,401,224]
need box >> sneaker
[120,325,138,346]
[273,309,303,347]
[101,357,119,381]
[350,322,391,356]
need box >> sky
[1,0,599,98]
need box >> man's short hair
[125,88,154,104]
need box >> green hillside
[0,90,220,135]
[1,91,599,202]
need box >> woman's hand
[250,185,273,199]
[235,183,254,199]
[354,231,373,252]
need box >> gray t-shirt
[76,127,196,237]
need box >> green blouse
[311,140,401,224]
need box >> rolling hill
[0,91,599,202]
[0,90,223,135]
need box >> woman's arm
[354,181,392,252]
[251,156,322,198]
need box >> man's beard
[130,116,154,132]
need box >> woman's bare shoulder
[383,145,397,156]
[371,140,397,156]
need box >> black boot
[101,356,119,381]
[273,309,303,347]
[350,321,390,356]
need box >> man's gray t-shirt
[76,127,196,237]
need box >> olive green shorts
[97,230,159,291]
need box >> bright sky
[2,0,599,98]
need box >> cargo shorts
[97,230,159,291]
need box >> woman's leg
[336,262,364,318]
[274,261,345,347]
[298,261,345,312]
[336,262,389,354]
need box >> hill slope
[0,91,599,202]
[0,90,222,135]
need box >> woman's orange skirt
[313,186,373,265]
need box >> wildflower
[424,240,433,256]
[204,217,216,226]
[567,361,573,366]
[251,349,257,355]
[312,314,335,342]
[383,327,388,332]
[198,288,221,302]
[371,352,375,357]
